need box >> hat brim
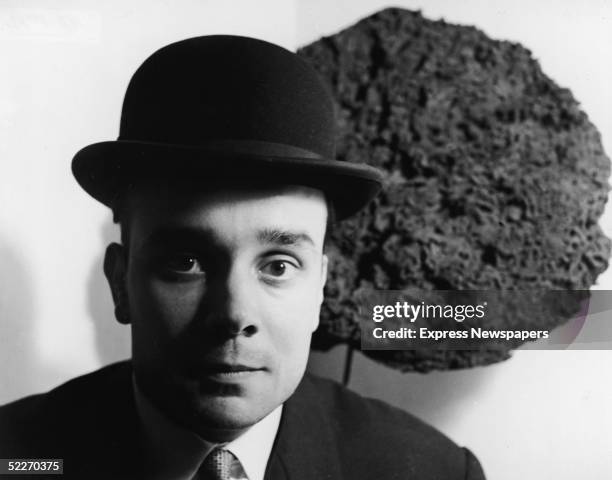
[72,140,384,220]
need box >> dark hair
[322,196,336,249]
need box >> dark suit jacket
[0,361,485,479]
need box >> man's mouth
[206,363,262,373]
[196,363,265,382]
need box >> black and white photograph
[1,1,611,479]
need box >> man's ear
[311,253,329,333]
[104,243,130,325]
[312,254,329,333]
[319,253,328,306]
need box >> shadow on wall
[308,346,490,428]
[87,216,131,366]
[0,242,51,404]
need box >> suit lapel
[79,361,147,479]
[264,375,343,480]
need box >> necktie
[194,448,247,480]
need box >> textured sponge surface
[299,8,611,371]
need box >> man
[0,35,485,479]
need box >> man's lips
[185,362,266,382]
[204,363,264,374]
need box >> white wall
[1,1,611,479]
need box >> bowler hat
[72,35,383,219]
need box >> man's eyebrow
[256,228,315,248]
[137,227,216,249]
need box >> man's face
[106,182,328,441]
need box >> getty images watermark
[358,290,612,350]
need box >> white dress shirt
[133,377,282,480]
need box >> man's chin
[139,370,290,439]
[186,394,273,440]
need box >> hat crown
[72,35,383,220]
[119,35,336,158]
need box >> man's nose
[204,266,258,338]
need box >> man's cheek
[298,281,325,331]
[130,278,205,335]
[268,298,319,344]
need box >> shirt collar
[225,406,282,480]
[133,375,282,480]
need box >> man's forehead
[124,179,327,210]
[121,179,328,244]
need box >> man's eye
[161,254,205,275]
[259,259,297,279]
